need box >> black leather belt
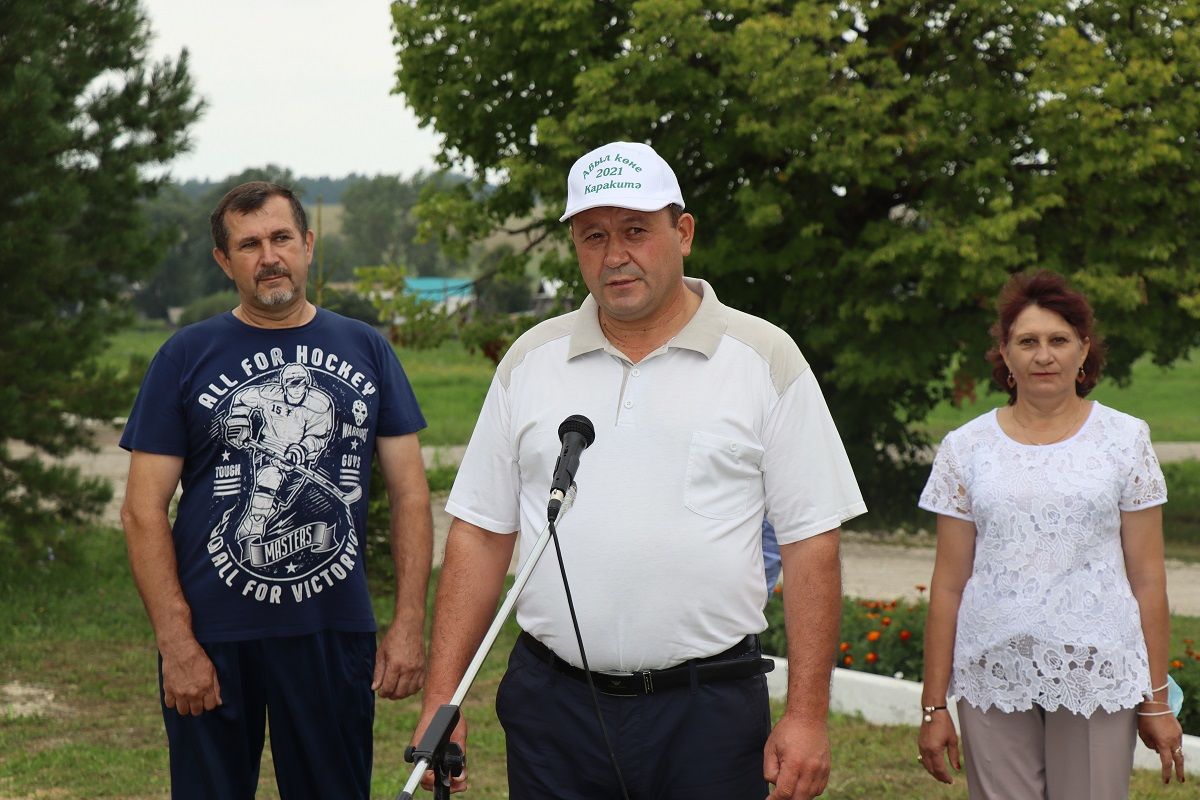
[518,631,775,697]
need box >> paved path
[28,427,1200,614]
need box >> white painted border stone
[765,657,1198,773]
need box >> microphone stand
[396,485,578,800]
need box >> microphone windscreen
[558,414,596,448]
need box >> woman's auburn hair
[985,270,1106,404]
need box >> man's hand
[160,638,222,716]
[372,620,425,700]
[414,703,469,794]
[284,443,307,465]
[763,713,830,800]
[225,416,251,447]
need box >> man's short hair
[210,182,308,255]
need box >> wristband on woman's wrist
[921,705,948,723]
[1143,680,1169,700]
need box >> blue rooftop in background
[406,276,474,301]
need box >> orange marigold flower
[866,652,879,664]
[1171,659,1184,669]
[882,616,892,626]
[866,630,882,642]
[866,612,880,620]
[773,583,783,595]
[915,584,928,594]
[899,630,912,642]
[843,655,854,666]
[839,642,851,652]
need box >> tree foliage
[340,172,463,276]
[0,0,201,540]
[393,0,1200,523]
[354,265,457,348]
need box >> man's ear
[213,246,234,280]
[676,212,695,257]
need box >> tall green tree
[340,172,463,275]
[0,0,201,541]
[393,0,1200,522]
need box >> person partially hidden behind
[120,181,433,799]
[917,270,1185,798]
[413,141,866,799]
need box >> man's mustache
[255,267,291,281]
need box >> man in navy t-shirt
[120,181,433,799]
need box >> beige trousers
[957,699,1138,800]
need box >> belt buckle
[596,674,637,697]
[641,670,653,694]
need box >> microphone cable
[548,509,631,800]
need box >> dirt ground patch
[1,682,65,719]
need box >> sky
[142,0,442,181]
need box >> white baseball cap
[559,141,685,221]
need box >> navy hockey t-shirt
[120,309,425,642]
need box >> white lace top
[919,402,1167,715]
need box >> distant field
[923,350,1200,441]
[304,201,342,238]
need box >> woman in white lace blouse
[916,271,1184,798]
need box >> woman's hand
[1138,710,1186,784]
[917,711,962,784]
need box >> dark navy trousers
[496,634,772,799]
[159,630,376,800]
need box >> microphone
[547,414,595,522]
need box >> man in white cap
[416,142,865,799]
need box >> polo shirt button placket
[619,362,641,423]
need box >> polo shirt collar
[567,277,726,360]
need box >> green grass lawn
[1,527,1195,798]
[924,351,1200,441]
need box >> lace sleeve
[1119,421,1168,511]
[918,434,973,520]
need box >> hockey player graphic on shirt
[224,364,337,563]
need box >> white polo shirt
[447,278,866,670]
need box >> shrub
[320,287,381,325]
[763,592,927,682]
[178,291,240,326]
[362,457,457,583]
[1163,460,1200,549]
[1172,640,1200,735]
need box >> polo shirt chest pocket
[684,431,764,520]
